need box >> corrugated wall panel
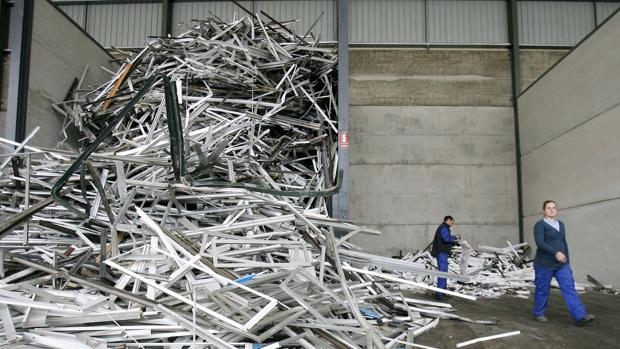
[55,1,609,47]
[172,1,252,36]
[428,0,508,44]
[253,1,336,41]
[58,5,86,28]
[519,1,595,46]
[87,3,161,48]
[596,2,620,25]
[350,0,425,44]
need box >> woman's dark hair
[542,200,557,210]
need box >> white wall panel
[427,0,508,44]
[596,2,620,25]
[58,4,86,28]
[518,12,620,285]
[28,1,117,148]
[54,1,610,47]
[87,3,161,48]
[350,0,426,44]
[519,1,595,46]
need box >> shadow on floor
[416,289,620,348]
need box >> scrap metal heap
[400,242,535,299]
[0,14,535,349]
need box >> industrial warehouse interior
[1,0,619,348]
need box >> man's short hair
[443,215,454,222]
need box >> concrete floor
[417,290,620,348]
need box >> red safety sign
[339,132,349,149]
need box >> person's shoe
[533,316,549,322]
[575,314,595,327]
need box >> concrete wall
[26,1,115,148]
[519,12,620,286]
[348,49,519,256]
[519,49,569,92]
[349,49,513,107]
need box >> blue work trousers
[435,252,449,295]
[533,263,587,321]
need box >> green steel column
[162,0,173,36]
[334,0,349,220]
[507,0,524,243]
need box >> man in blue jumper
[430,215,459,300]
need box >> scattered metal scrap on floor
[399,242,535,299]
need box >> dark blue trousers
[533,263,587,321]
[435,252,449,296]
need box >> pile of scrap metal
[0,14,518,349]
[399,241,618,299]
[399,242,535,299]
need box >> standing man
[430,215,459,300]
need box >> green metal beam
[161,0,172,36]
[507,0,524,243]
